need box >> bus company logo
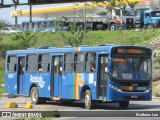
[30,75,45,88]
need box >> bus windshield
[110,57,151,81]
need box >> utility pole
[12,0,19,28]
[15,4,18,28]
[83,2,87,44]
[29,0,32,31]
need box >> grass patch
[32,29,160,48]
[1,29,160,48]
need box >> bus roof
[6,45,151,56]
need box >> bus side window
[44,22,47,28]
[86,52,96,72]
[75,52,85,73]
[26,54,38,72]
[64,53,74,72]
[38,54,50,72]
[7,56,17,73]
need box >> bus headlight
[109,84,122,92]
[145,87,151,93]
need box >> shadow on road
[44,101,160,110]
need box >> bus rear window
[7,56,17,72]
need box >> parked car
[0,27,21,34]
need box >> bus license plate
[136,87,146,91]
[131,95,138,99]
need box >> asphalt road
[0,97,160,120]
[0,97,160,111]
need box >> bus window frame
[26,54,38,73]
[7,55,17,73]
[64,53,74,73]
[85,52,96,73]
[38,54,50,73]
[74,52,86,73]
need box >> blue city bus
[21,18,67,32]
[5,45,152,109]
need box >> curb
[0,93,27,98]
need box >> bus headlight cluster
[145,87,151,93]
[109,84,122,92]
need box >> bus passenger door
[98,55,108,100]
[51,56,63,97]
[17,56,25,95]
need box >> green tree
[10,32,36,49]
[60,30,84,47]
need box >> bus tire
[84,90,93,110]
[30,87,41,104]
[119,101,129,109]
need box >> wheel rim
[85,94,90,108]
[110,25,115,30]
[32,89,37,102]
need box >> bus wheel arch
[29,84,37,96]
[30,84,46,104]
[80,85,90,101]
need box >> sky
[0,0,72,25]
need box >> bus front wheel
[84,90,93,110]
[119,101,129,109]
[30,87,45,104]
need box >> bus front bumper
[107,84,152,101]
